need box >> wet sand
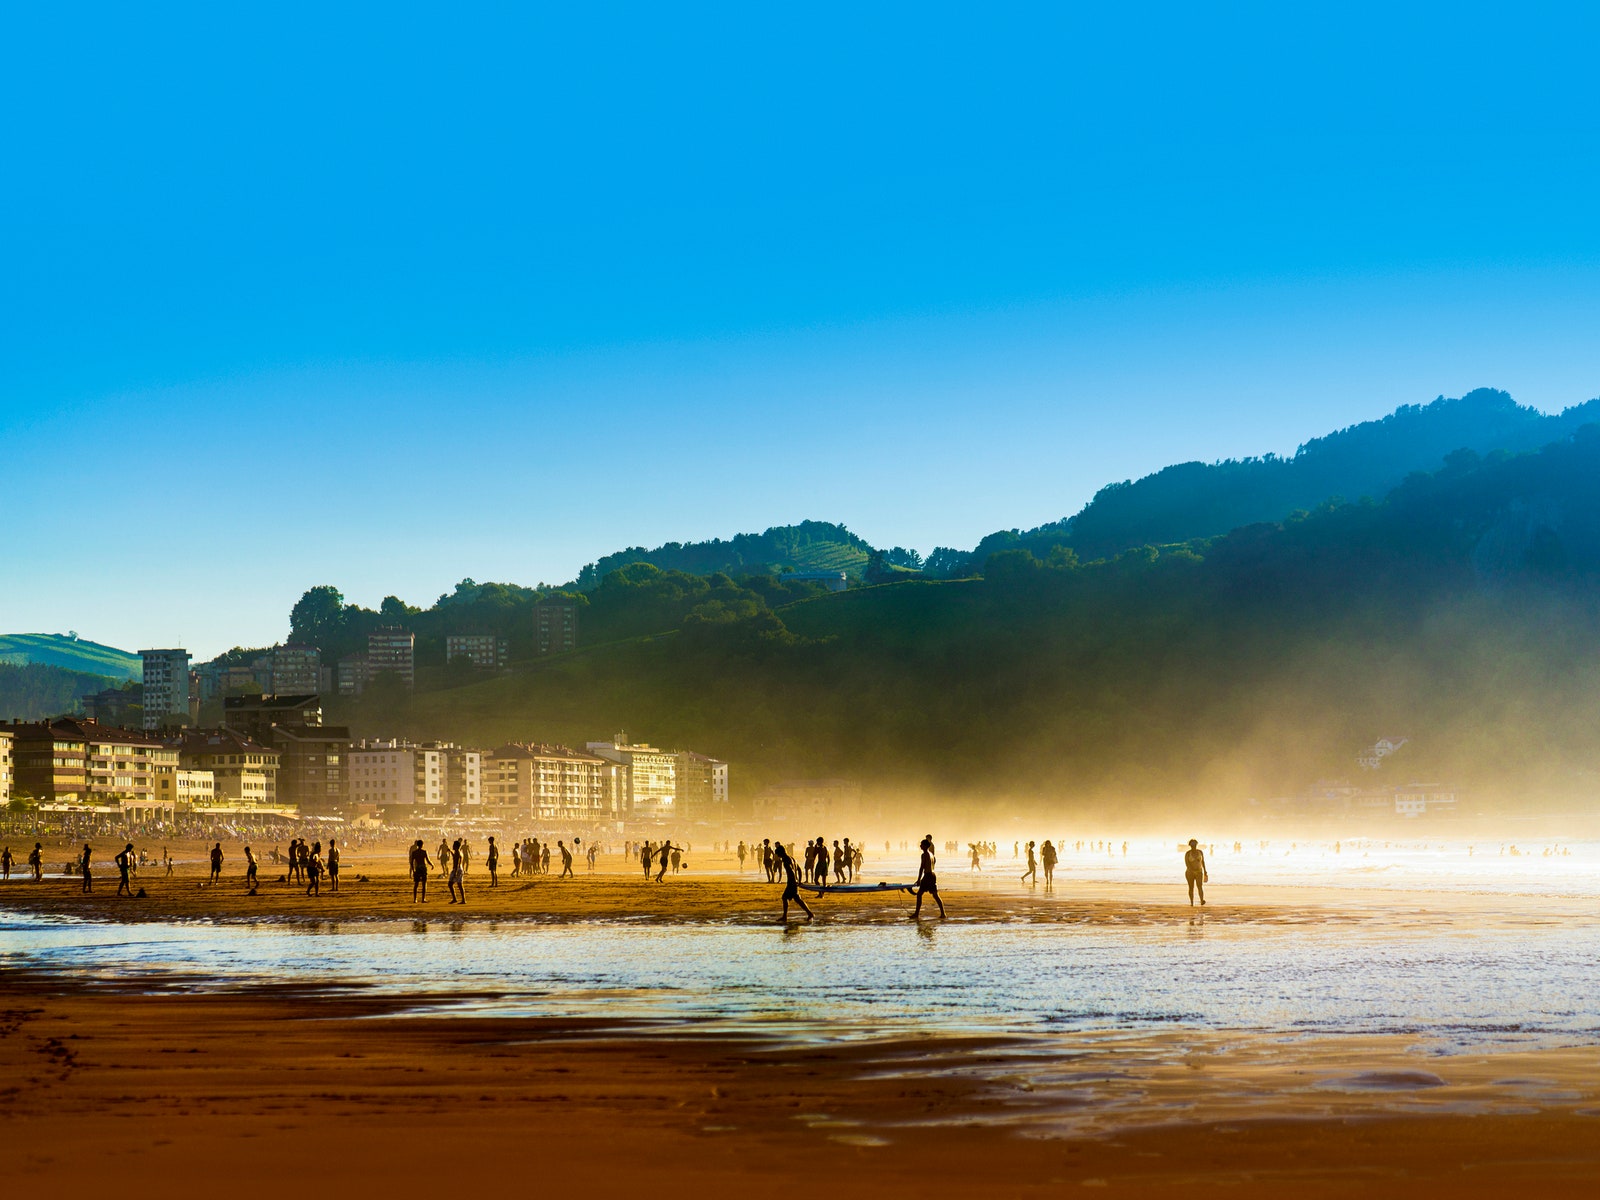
[3,970,1598,1197]
[5,840,1600,1195]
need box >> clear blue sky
[4,3,1600,657]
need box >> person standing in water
[1041,839,1057,886]
[410,839,433,903]
[1184,839,1208,905]
[774,843,814,923]
[912,836,944,919]
[486,836,500,887]
[1020,840,1038,883]
[448,839,466,904]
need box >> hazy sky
[4,4,1600,657]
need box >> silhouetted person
[438,838,452,879]
[305,842,323,896]
[80,843,93,893]
[410,840,433,902]
[29,843,43,881]
[486,836,499,886]
[448,838,466,904]
[737,841,748,871]
[654,841,673,882]
[1184,839,1208,906]
[912,836,944,919]
[245,845,259,889]
[327,839,340,893]
[1041,839,1057,885]
[115,842,135,897]
[1021,840,1037,883]
[775,844,813,923]
[762,838,774,883]
[209,842,224,883]
[0,846,11,879]
[559,840,574,878]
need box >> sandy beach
[4,838,1599,1196]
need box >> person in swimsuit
[486,836,499,887]
[1,846,12,879]
[305,842,323,896]
[774,843,814,923]
[654,841,673,882]
[1041,839,1057,885]
[1020,840,1037,883]
[327,839,340,893]
[912,836,944,919]
[762,839,774,883]
[209,842,224,883]
[559,840,574,878]
[28,843,43,882]
[1184,839,1208,906]
[410,839,433,902]
[245,845,259,889]
[448,838,466,904]
[737,841,748,871]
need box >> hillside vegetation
[572,521,875,589]
[0,633,142,680]
[353,426,1600,811]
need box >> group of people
[510,836,583,879]
[268,838,342,894]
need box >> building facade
[586,735,677,820]
[271,643,322,694]
[271,723,350,814]
[750,778,865,828]
[337,655,368,697]
[222,693,323,743]
[4,718,177,809]
[446,634,508,670]
[155,768,216,812]
[534,604,578,656]
[674,751,729,820]
[177,729,280,807]
[140,648,191,730]
[0,730,11,807]
[484,743,616,823]
[367,627,415,688]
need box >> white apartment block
[140,648,191,730]
[587,735,677,820]
[348,740,478,809]
[156,768,216,811]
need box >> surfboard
[797,881,914,894]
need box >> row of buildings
[0,697,726,827]
[122,607,582,727]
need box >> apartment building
[446,634,508,670]
[337,654,368,697]
[347,740,480,812]
[0,730,11,806]
[177,728,280,807]
[4,718,177,808]
[271,643,322,694]
[534,604,578,656]
[222,693,323,742]
[484,743,616,823]
[155,768,216,811]
[586,734,677,820]
[140,648,191,730]
[675,751,729,819]
[271,723,350,814]
[367,626,415,688]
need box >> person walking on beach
[1021,840,1037,884]
[245,845,259,889]
[510,840,522,877]
[558,840,574,878]
[1184,839,1208,906]
[410,840,433,903]
[80,843,93,893]
[912,836,944,919]
[1041,839,1057,886]
[209,842,224,883]
[486,836,499,887]
[327,839,341,893]
[448,839,466,904]
[774,843,814,923]
[115,842,135,897]
[29,843,43,882]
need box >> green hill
[931,388,1600,575]
[374,424,1600,811]
[571,521,874,589]
[0,633,142,680]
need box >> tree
[290,586,347,650]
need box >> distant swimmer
[1021,840,1037,883]
[29,843,43,882]
[410,840,434,903]
[327,839,341,893]
[448,839,466,904]
[1184,839,1208,906]
[209,842,224,883]
[80,843,93,893]
[559,840,574,878]
[912,836,944,919]
[774,843,814,923]
[1041,839,1057,885]
[486,836,500,887]
[115,842,135,897]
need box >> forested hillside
[572,521,877,589]
[344,426,1600,811]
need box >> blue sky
[3,3,1600,656]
